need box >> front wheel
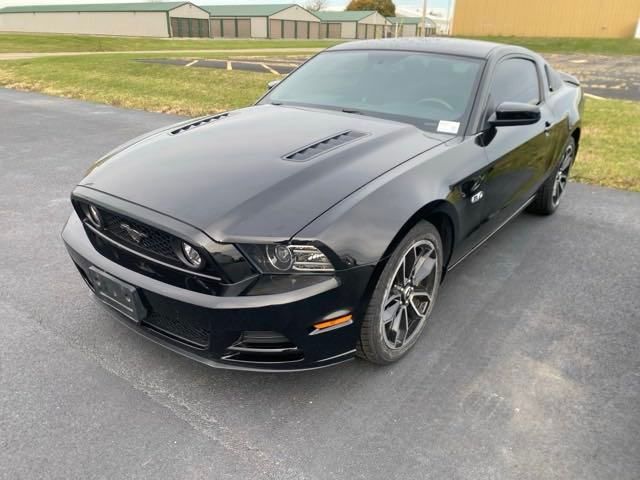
[528,137,576,215]
[357,221,443,364]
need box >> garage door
[366,24,375,39]
[222,19,235,37]
[269,19,282,38]
[236,19,251,37]
[308,22,319,39]
[211,19,222,37]
[357,24,366,39]
[327,23,341,38]
[283,20,295,38]
[171,18,210,38]
[295,21,308,39]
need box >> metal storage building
[0,2,211,38]
[203,4,321,39]
[315,10,390,39]
[452,0,640,38]
[387,17,437,37]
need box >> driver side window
[489,58,541,107]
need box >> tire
[527,136,576,215]
[357,221,443,364]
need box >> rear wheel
[528,137,576,215]
[357,221,442,364]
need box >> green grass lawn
[572,98,640,191]
[0,32,638,56]
[0,33,342,53]
[0,53,638,191]
[468,36,640,56]
[0,53,281,114]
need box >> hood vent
[283,130,367,162]
[170,113,229,135]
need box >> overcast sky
[0,0,455,17]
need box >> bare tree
[305,0,328,11]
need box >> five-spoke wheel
[528,136,576,215]
[381,239,438,350]
[551,142,574,208]
[358,221,442,364]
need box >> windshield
[260,50,484,134]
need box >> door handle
[544,121,552,135]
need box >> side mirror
[267,80,280,90]
[488,102,541,127]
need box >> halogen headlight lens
[266,245,294,271]
[238,244,335,274]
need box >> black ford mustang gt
[62,38,583,371]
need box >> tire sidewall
[545,136,576,213]
[361,221,443,364]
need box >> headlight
[238,244,334,274]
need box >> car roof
[327,37,529,60]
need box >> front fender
[294,137,483,268]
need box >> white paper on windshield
[437,120,460,135]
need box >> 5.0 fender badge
[471,191,484,204]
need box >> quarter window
[489,58,540,107]
[545,64,564,93]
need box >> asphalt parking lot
[1,88,639,479]
[138,52,640,101]
[136,57,303,75]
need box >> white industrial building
[315,10,390,39]
[204,4,321,39]
[387,16,437,37]
[0,2,211,37]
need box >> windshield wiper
[341,108,362,114]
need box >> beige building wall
[452,0,640,38]
[168,4,209,20]
[251,16,268,38]
[401,24,417,36]
[271,5,319,22]
[340,21,357,38]
[361,12,389,26]
[0,11,169,37]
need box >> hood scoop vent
[170,113,229,135]
[283,130,367,162]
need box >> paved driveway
[1,89,639,480]
[546,53,640,101]
[136,52,640,101]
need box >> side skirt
[447,195,536,271]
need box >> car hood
[80,104,445,242]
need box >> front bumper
[62,212,373,372]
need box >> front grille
[100,210,178,263]
[143,312,210,349]
[72,198,245,294]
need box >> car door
[450,56,557,263]
[479,56,558,221]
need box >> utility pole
[420,0,428,36]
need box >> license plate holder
[88,266,147,324]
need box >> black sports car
[62,38,583,371]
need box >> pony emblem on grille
[120,223,147,243]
